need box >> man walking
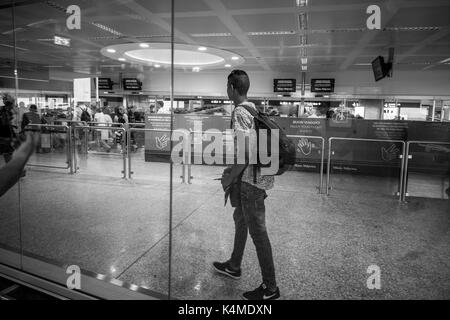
[213,70,280,300]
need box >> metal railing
[401,140,450,201]
[24,124,72,172]
[26,123,450,202]
[86,122,125,127]
[327,137,406,200]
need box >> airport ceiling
[0,0,449,77]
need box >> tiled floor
[0,152,449,299]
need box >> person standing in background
[113,106,128,152]
[21,104,44,153]
[93,107,111,152]
[21,104,42,131]
[0,94,17,164]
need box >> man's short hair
[228,70,250,96]
[29,104,37,111]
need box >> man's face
[227,81,234,100]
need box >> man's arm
[0,132,38,197]
[221,107,253,188]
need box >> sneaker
[242,283,280,300]
[212,261,241,280]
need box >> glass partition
[1,0,450,301]
[10,0,173,299]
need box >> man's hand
[17,131,39,158]
[0,131,38,197]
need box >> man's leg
[213,185,247,279]
[228,204,248,270]
[241,183,277,291]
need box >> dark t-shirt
[21,111,42,131]
[0,109,13,138]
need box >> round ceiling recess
[101,43,245,70]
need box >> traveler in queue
[21,104,44,153]
[0,94,16,165]
[93,106,112,153]
[113,106,128,153]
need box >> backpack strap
[237,104,259,120]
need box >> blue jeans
[228,182,277,290]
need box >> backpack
[116,114,126,124]
[239,104,296,176]
[80,107,91,122]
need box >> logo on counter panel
[156,134,169,150]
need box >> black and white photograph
[0,0,449,306]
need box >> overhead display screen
[97,78,113,90]
[123,78,142,90]
[274,79,297,93]
[372,56,386,81]
[311,79,335,93]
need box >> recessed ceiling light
[302,65,307,71]
[139,43,149,48]
[224,64,231,68]
[296,0,308,6]
[301,58,308,64]
[118,58,126,61]
[154,64,161,68]
[198,47,207,51]
[193,67,200,72]
[107,48,116,53]
[231,56,239,61]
